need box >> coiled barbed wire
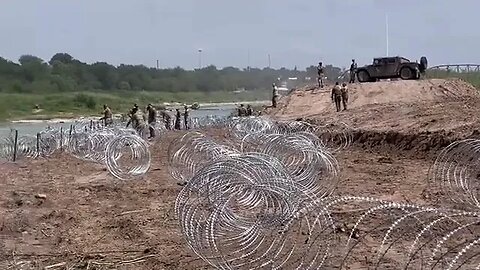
[229,117,277,139]
[168,131,239,183]
[37,130,59,157]
[0,137,14,161]
[240,132,339,198]
[191,115,230,129]
[175,152,335,270]
[0,117,155,180]
[226,117,353,152]
[84,131,117,163]
[314,122,353,153]
[65,125,152,180]
[322,195,480,269]
[1,121,153,180]
[0,134,39,161]
[274,120,318,134]
[429,139,480,209]
[105,134,151,181]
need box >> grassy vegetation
[0,90,270,121]
[2,68,478,122]
[428,70,480,88]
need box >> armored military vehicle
[356,56,428,82]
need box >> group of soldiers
[317,59,356,112]
[317,59,358,87]
[99,103,191,139]
[237,104,254,117]
[331,82,349,112]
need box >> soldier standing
[160,109,172,130]
[184,105,190,130]
[127,107,147,135]
[246,104,253,116]
[237,104,247,117]
[100,104,113,126]
[331,82,342,112]
[341,83,349,111]
[272,83,279,108]
[125,103,139,127]
[146,104,157,138]
[175,108,182,130]
[317,62,324,88]
[419,56,428,78]
[349,59,357,83]
[125,106,136,128]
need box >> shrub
[73,93,96,109]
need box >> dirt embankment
[271,78,480,154]
[1,78,479,269]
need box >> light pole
[385,13,389,56]
[198,49,203,69]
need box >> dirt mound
[272,78,480,137]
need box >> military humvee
[356,56,428,82]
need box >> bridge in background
[428,64,480,72]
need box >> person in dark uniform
[272,84,279,108]
[184,105,190,130]
[246,105,253,116]
[125,106,137,128]
[317,62,324,88]
[174,108,182,130]
[238,104,247,117]
[331,82,342,112]
[349,59,357,83]
[160,109,172,130]
[341,83,349,111]
[126,106,147,135]
[419,56,428,78]
[146,104,157,138]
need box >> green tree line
[0,53,344,94]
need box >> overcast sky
[0,0,478,69]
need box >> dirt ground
[1,78,479,269]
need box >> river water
[0,103,244,137]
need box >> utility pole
[156,59,159,69]
[268,54,271,68]
[198,49,203,69]
[247,50,250,71]
[385,13,389,56]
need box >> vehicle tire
[400,67,414,80]
[357,70,371,83]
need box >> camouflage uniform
[160,110,172,130]
[101,106,113,126]
[175,109,182,130]
[317,63,324,88]
[131,110,147,135]
[147,105,157,138]
[132,111,146,129]
[349,60,357,83]
[238,105,247,117]
[331,84,342,112]
[272,85,279,108]
[341,83,349,111]
[184,107,190,130]
[246,105,253,116]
